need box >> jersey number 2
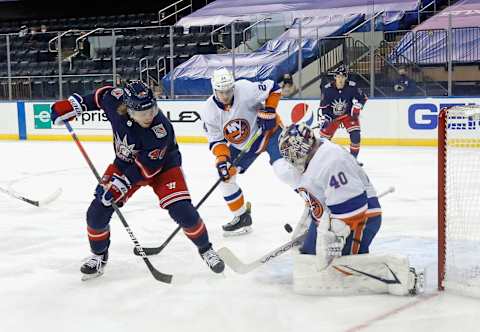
[329,172,348,189]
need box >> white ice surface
[1,141,479,332]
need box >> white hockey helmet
[279,123,316,172]
[211,67,235,104]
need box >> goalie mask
[211,67,235,105]
[279,123,316,172]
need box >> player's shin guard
[219,176,246,216]
[86,199,114,254]
[168,200,210,251]
[349,130,361,158]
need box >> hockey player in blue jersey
[319,65,367,160]
[50,81,224,280]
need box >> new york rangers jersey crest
[320,81,366,119]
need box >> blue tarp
[177,0,420,27]
[392,0,480,65]
[164,14,363,95]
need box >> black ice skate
[200,246,225,273]
[80,251,108,281]
[222,202,252,237]
[408,267,425,295]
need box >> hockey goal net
[438,105,480,296]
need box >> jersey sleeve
[352,83,367,105]
[201,100,229,156]
[256,79,281,109]
[75,86,123,118]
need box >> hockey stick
[63,121,173,284]
[218,186,395,274]
[0,185,62,207]
[134,128,263,257]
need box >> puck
[284,223,293,233]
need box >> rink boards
[0,97,479,146]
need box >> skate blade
[81,270,104,281]
[223,226,252,237]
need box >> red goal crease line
[344,293,440,332]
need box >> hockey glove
[350,102,362,120]
[257,107,277,131]
[326,219,351,257]
[320,114,333,130]
[216,155,237,182]
[95,174,131,207]
[50,93,86,126]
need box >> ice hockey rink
[1,140,479,332]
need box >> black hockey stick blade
[135,246,173,283]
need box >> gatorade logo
[33,104,52,129]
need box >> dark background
[0,0,209,20]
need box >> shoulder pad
[348,81,356,87]
[111,88,124,99]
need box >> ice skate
[200,246,225,273]
[80,251,108,281]
[222,202,252,237]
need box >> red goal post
[438,105,480,295]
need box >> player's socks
[199,245,225,273]
[80,251,108,281]
[222,202,252,236]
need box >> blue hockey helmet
[124,80,156,113]
[331,65,348,77]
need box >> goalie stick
[0,186,62,207]
[218,186,395,274]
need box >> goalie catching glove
[50,94,87,125]
[326,219,350,257]
[95,174,131,207]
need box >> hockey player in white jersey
[278,123,423,296]
[201,67,297,236]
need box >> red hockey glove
[95,174,131,207]
[50,94,86,125]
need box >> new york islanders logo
[297,188,324,222]
[223,119,250,144]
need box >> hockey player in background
[278,123,423,296]
[319,65,367,161]
[201,67,298,236]
[50,81,224,280]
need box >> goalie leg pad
[293,253,418,296]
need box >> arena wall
[1,97,479,146]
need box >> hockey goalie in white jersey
[278,123,424,296]
[201,67,297,236]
